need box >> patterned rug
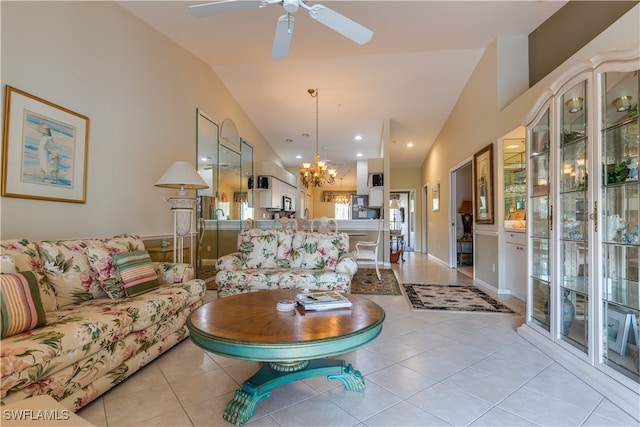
[402,284,514,313]
[351,268,402,295]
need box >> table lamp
[389,199,400,231]
[155,161,209,263]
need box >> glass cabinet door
[529,108,551,331]
[601,70,639,382]
[559,80,589,352]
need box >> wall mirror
[196,113,253,281]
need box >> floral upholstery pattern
[0,236,206,411]
[38,240,103,306]
[290,232,343,270]
[241,234,278,269]
[215,230,357,298]
[85,234,146,299]
[1,239,57,312]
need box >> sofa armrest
[335,252,358,276]
[216,252,243,271]
[154,262,194,284]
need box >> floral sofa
[0,234,206,411]
[215,229,358,298]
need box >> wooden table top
[187,289,385,362]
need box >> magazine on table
[295,291,352,311]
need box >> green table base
[224,358,365,425]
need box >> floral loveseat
[215,228,358,298]
[0,234,206,411]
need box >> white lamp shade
[155,161,209,194]
[389,199,400,210]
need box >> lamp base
[163,197,198,264]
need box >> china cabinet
[520,49,639,414]
[503,139,527,219]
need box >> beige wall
[0,2,282,240]
[421,5,640,288]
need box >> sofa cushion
[0,271,46,338]
[37,240,103,307]
[114,250,159,297]
[241,233,278,269]
[290,232,341,270]
[0,240,57,312]
[238,229,294,268]
[85,234,146,299]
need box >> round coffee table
[187,289,385,425]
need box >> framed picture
[2,86,89,203]
[607,307,637,356]
[474,143,494,224]
[432,183,440,211]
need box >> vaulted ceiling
[120,1,566,186]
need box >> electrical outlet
[492,263,496,272]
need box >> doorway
[450,160,474,277]
[390,191,414,251]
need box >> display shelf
[601,70,639,382]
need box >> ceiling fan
[189,0,374,60]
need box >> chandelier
[300,88,337,188]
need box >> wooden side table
[457,235,473,265]
[390,233,405,263]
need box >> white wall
[0,1,281,240]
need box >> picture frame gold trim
[474,143,494,224]
[2,86,89,203]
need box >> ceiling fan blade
[308,4,373,45]
[271,14,294,60]
[189,0,263,18]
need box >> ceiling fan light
[282,0,299,13]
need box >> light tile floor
[78,253,640,426]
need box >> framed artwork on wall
[474,143,494,224]
[432,183,440,211]
[2,86,89,203]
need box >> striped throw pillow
[114,251,159,297]
[0,271,46,338]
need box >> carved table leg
[223,358,365,425]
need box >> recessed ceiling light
[295,155,302,159]
[356,153,363,157]
[354,135,362,141]
[407,142,414,148]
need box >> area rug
[402,283,513,313]
[351,268,402,295]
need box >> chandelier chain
[300,88,336,188]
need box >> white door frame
[449,157,473,268]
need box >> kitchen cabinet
[368,187,383,207]
[258,177,295,211]
[504,231,526,299]
[521,50,639,399]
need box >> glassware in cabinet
[529,108,552,332]
[559,80,590,353]
[601,70,639,381]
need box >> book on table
[295,291,352,311]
